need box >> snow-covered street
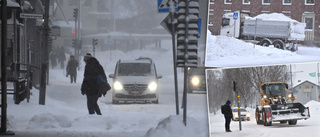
[210,101,320,137]
[205,35,320,67]
[4,41,209,137]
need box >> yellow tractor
[255,82,310,126]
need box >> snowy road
[210,102,320,137]
[5,47,210,137]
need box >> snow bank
[305,100,320,115]
[144,115,207,137]
[205,34,298,67]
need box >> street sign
[158,0,178,12]
[233,12,238,20]
[20,13,43,19]
[160,13,177,34]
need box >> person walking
[81,53,107,115]
[223,100,233,132]
[66,55,79,83]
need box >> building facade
[208,0,319,43]
[292,80,320,104]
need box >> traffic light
[73,8,78,19]
[72,39,76,47]
[93,38,98,45]
[233,81,237,92]
[176,0,199,67]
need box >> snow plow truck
[255,82,310,126]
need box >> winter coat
[81,57,107,96]
[224,100,233,118]
[66,58,78,75]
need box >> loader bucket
[270,102,310,122]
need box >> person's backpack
[221,105,227,114]
[97,75,111,97]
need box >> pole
[290,64,293,102]
[169,0,179,115]
[40,0,50,105]
[254,18,257,48]
[1,0,8,133]
[182,0,190,126]
[317,63,319,101]
[233,81,241,131]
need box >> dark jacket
[81,57,107,95]
[66,58,78,75]
[224,100,233,118]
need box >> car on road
[187,67,206,93]
[109,57,162,104]
[232,107,250,121]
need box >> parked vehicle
[108,57,162,104]
[220,11,305,52]
[232,107,250,121]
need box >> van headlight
[113,81,123,91]
[148,81,157,91]
[246,113,250,117]
[191,76,200,86]
[234,113,238,118]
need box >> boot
[227,127,232,132]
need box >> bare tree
[207,65,289,113]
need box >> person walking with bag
[81,53,107,115]
[223,100,233,132]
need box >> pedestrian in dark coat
[224,100,233,132]
[66,55,79,83]
[81,53,107,115]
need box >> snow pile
[205,34,298,67]
[305,100,320,115]
[247,13,299,22]
[144,115,207,137]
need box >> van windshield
[118,63,154,76]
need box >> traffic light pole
[234,81,242,131]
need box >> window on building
[283,0,292,5]
[210,0,214,4]
[243,0,250,5]
[225,0,232,4]
[305,0,315,5]
[305,17,313,30]
[262,0,270,5]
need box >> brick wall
[209,0,320,42]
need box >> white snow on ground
[205,34,320,67]
[4,40,209,137]
[210,101,320,137]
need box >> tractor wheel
[262,108,272,126]
[255,108,263,125]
